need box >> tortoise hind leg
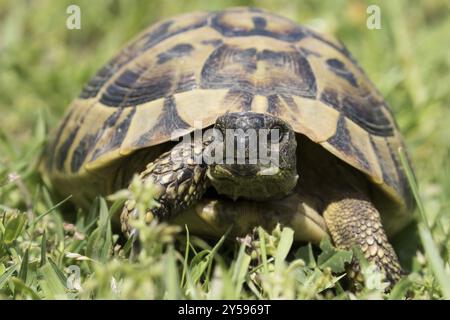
[120,140,209,237]
[323,195,403,288]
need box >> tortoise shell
[43,7,414,221]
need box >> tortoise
[41,7,415,285]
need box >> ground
[0,0,449,299]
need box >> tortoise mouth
[207,163,298,201]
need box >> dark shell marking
[326,58,358,87]
[210,11,307,42]
[223,90,254,112]
[341,95,394,137]
[70,107,125,172]
[99,66,197,108]
[45,109,74,170]
[369,136,397,190]
[157,43,194,64]
[280,94,300,113]
[71,132,100,173]
[267,95,283,115]
[100,68,171,107]
[200,44,317,98]
[385,139,414,207]
[56,120,82,171]
[79,16,208,100]
[320,88,394,137]
[327,115,371,172]
[201,39,223,47]
[90,107,136,163]
[79,61,119,99]
[141,18,208,52]
[134,95,190,147]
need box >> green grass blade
[232,242,251,298]
[40,232,46,267]
[204,229,229,287]
[10,277,40,300]
[398,148,428,226]
[48,257,68,286]
[31,194,72,226]
[4,213,27,244]
[18,248,29,282]
[274,227,294,272]
[318,238,352,273]
[38,263,67,299]
[86,198,113,263]
[388,278,412,300]
[257,227,269,274]
[181,225,191,287]
[399,147,450,299]
[0,264,17,289]
[418,224,450,299]
[164,245,180,299]
[295,243,317,268]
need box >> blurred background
[0,0,449,273]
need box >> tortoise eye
[268,126,284,142]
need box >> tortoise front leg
[120,140,208,237]
[323,195,403,288]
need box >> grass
[0,0,449,299]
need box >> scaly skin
[120,139,208,236]
[323,196,403,286]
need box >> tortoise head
[206,112,298,200]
